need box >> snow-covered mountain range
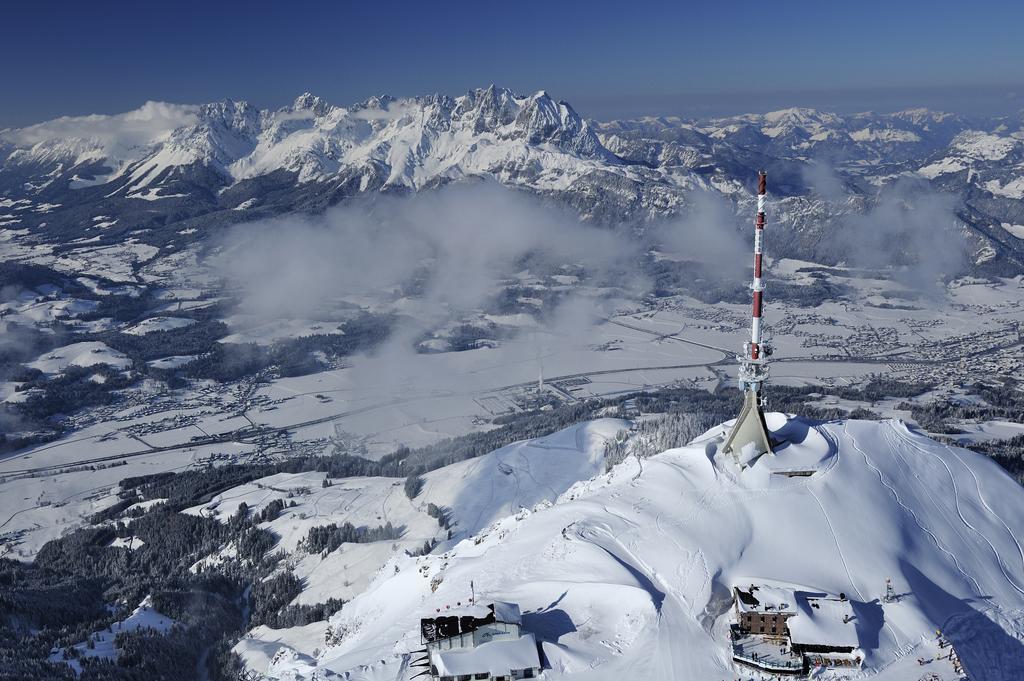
[0,88,632,216]
[2,87,1024,276]
[4,86,1024,681]
[2,88,611,193]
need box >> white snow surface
[107,535,145,550]
[205,421,622,614]
[918,157,967,178]
[254,416,1024,681]
[987,176,1024,199]
[849,127,921,143]
[27,341,130,376]
[1001,222,1024,238]
[146,354,199,369]
[787,595,858,648]
[122,315,196,335]
[950,130,1017,161]
[433,633,539,677]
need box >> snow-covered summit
[268,416,1024,681]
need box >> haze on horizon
[2,0,1022,128]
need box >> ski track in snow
[807,446,906,654]
[593,455,727,679]
[395,652,410,680]
[889,422,1024,598]
[648,473,711,622]
[508,457,522,515]
[380,483,393,525]
[942,442,1024,576]
[876,424,985,596]
[848,421,971,583]
[805,485,865,602]
[515,448,558,500]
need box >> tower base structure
[722,389,773,468]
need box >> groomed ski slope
[273,416,1024,681]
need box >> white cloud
[1,101,199,166]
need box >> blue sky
[2,0,1022,126]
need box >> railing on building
[732,649,805,674]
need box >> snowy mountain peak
[761,106,842,125]
[257,416,1024,681]
[456,86,523,131]
[892,107,959,125]
[291,92,331,116]
[507,89,608,159]
[354,93,397,112]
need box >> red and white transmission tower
[723,171,774,466]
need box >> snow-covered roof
[433,632,539,677]
[432,601,522,624]
[734,584,796,614]
[734,582,858,648]
[491,601,522,625]
[433,603,491,619]
[789,596,858,648]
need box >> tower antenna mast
[723,171,774,466]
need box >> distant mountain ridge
[2,87,1024,277]
[1,87,610,195]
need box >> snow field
[253,416,1024,680]
[122,316,196,335]
[230,420,624,669]
[27,341,130,376]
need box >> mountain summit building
[417,601,541,681]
